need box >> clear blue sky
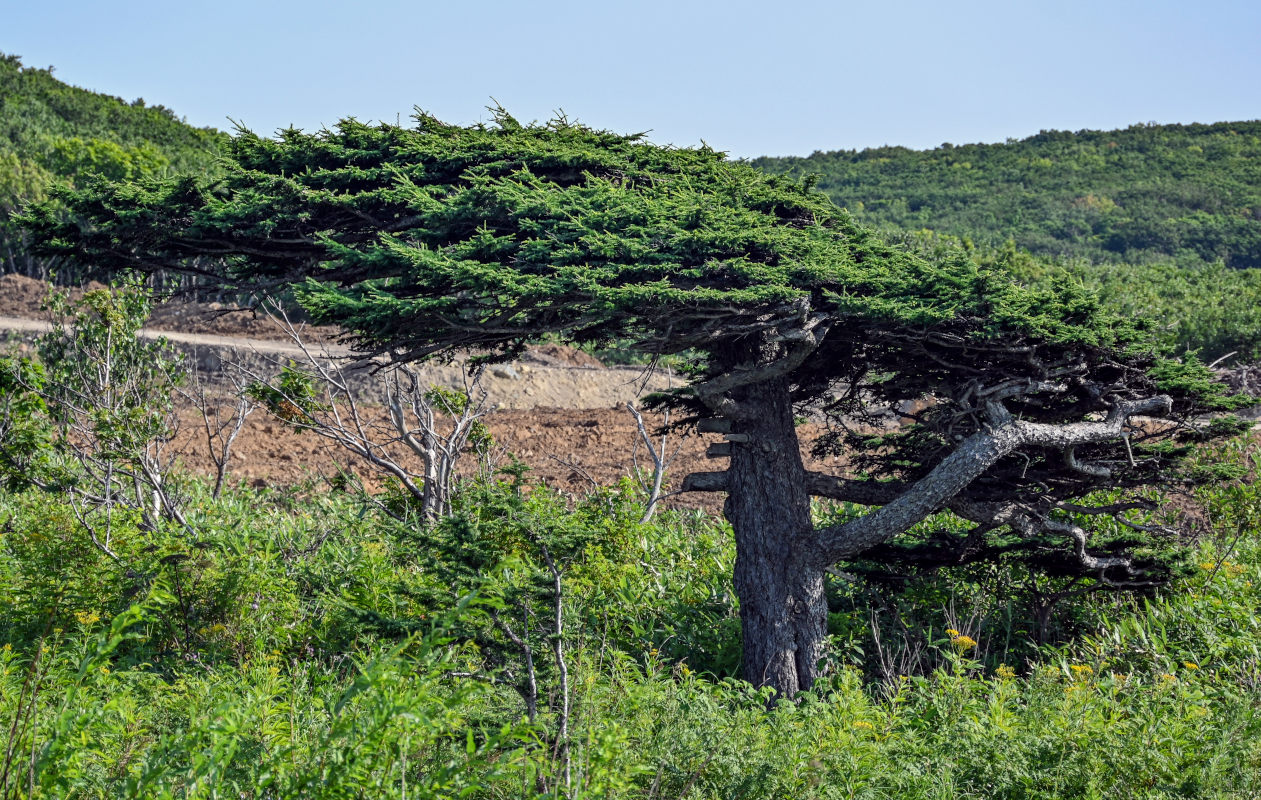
[6,0,1259,158]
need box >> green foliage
[754,120,1261,269]
[991,246,1261,362]
[0,452,1259,796]
[0,580,527,798]
[35,281,184,468]
[0,356,53,491]
[0,52,222,276]
[42,135,170,183]
[245,362,326,426]
[24,110,1182,367]
[755,125,1261,361]
[0,280,189,552]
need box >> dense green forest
[0,53,222,276]
[753,121,1261,269]
[751,123,1261,363]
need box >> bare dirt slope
[1,274,849,507]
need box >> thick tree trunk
[723,378,827,697]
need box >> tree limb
[810,395,1172,565]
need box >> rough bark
[685,390,1177,697]
[722,378,827,696]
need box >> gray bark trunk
[724,379,826,697]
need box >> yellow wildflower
[996,664,1016,680]
[74,611,101,627]
[945,628,960,637]
[852,720,874,730]
[1183,661,1199,670]
[950,634,977,652]
[1069,664,1094,679]
[1160,673,1177,683]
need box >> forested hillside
[0,52,223,277]
[753,121,1261,269]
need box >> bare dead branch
[812,395,1174,564]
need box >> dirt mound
[522,343,604,369]
[0,276,336,342]
[146,301,342,342]
[0,274,117,317]
[0,274,56,316]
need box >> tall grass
[0,446,1258,797]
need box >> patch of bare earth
[169,399,847,513]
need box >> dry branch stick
[626,402,687,523]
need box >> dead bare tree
[384,364,489,521]
[178,360,258,500]
[238,301,490,523]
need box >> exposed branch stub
[706,442,733,459]
[697,418,733,434]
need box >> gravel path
[0,315,677,410]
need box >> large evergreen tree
[23,112,1242,696]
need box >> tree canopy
[23,111,1245,696]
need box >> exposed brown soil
[0,274,53,316]
[4,274,1255,516]
[3,275,785,506]
[167,400,842,513]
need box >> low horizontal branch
[809,395,1173,566]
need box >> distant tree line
[753,121,1261,269]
